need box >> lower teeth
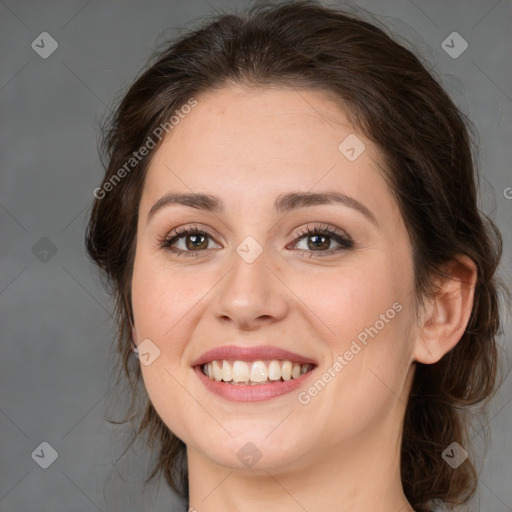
[226,379,282,385]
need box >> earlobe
[130,323,140,357]
[413,255,477,364]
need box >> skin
[130,84,477,512]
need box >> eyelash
[158,223,354,258]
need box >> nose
[212,244,289,331]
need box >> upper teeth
[202,360,312,384]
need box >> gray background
[0,0,511,511]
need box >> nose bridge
[213,238,288,329]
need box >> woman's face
[131,84,418,472]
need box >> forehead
[153,84,363,166]
[141,84,395,223]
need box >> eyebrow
[146,191,378,226]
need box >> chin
[195,430,311,472]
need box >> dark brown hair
[85,1,508,510]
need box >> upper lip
[191,345,318,367]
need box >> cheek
[131,253,203,440]
[290,260,403,348]
[290,258,413,408]
[297,271,412,439]
[131,252,201,336]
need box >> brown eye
[305,233,331,251]
[290,224,354,257]
[184,233,209,250]
[160,226,221,256]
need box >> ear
[131,323,138,344]
[412,255,477,364]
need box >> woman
[86,1,507,511]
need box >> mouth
[191,345,318,402]
[199,359,315,384]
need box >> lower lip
[194,365,316,402]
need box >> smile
[192,344,318,402]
